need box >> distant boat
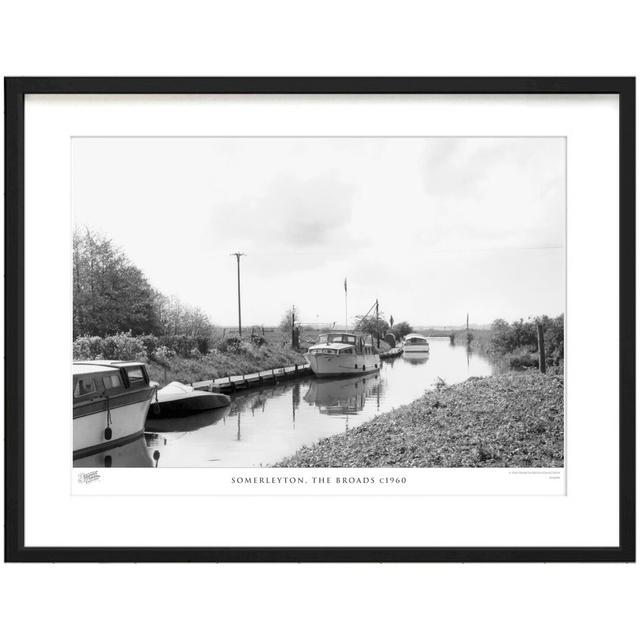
[73,360,156,460]
[305,331,380,377]
[148,381,231,418]
[402,333,430,353]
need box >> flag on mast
[344,278,348,329]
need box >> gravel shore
[275,373,564,468]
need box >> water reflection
[402,352,430,365]
[304,373,380,415]
[139,337,494,468]
[74,435,155,468]
[145,406,230,432]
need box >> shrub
[152,345,176,364]
[218,336,243,354]
[73,335,105,360]
[509,354,539,370]
[248,334,266,347]
[73,331,147,361]
[156,334,208,357]
[100,332,147,361]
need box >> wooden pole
[537,323,546,373]
[230,252,245,336]
[376,299,380,348]
[291,306,295,348]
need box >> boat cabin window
[102,373,123,390]
[74,377,97,398]
[125,366,146,385]
[343,348,355,354]
[317,333,357,344]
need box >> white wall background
[1,2,638,639]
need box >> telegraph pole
[230,252,245,335]
[291,305,296,348]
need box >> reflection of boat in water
[73,360,156,460]
[402,351,430,365]
[74,433,155,468]
[305,332,380,377]
[402,333,430,352]
[145,405,230,432]
[148,381,230,418]
[304,372,380,415]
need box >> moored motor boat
[305,331,380,377]
[402,333,430,353]
[148,381,231,418]
[73,360,156,460]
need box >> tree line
[73,228,215,339]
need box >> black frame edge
[3,77,636,563]
[5,78,26,562]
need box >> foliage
[248,334,267,347]
[218,337,244,354]
[73,227,216,339]
[153,293,215,339]
[73,229,161,337]
[73,332,210,362]
[279,307,301,334]
[391,321,413,339]
[355,316,390,340]
[275,374,564,468]
[72,331,146,361]
[490,314,564,367]
[144,338,307,384]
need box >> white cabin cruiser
[73,360,156,461]
[402,333,430,353]
[305,332,380,378]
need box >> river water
[143,337,495,468]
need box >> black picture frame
[4,77,635,563]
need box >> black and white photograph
[72,136,565,471]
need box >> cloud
[207,172,359,266]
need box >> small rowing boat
[148,381,231,418]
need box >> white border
[24,94,618,547]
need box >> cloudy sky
[72,137,565,328]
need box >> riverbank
[275,372,564,468]
[146,343,307,384]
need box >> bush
[157,334,209,357]
[218,337,243,354]
[73,331,146,361]
[152,345,176,364]
[509,354,539,370]
[100,332,147,360]
[248,334,266,347]
[73,335,105,360]
[490,314,564,367]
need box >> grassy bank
[275,373,564,468]
[146,342,307,384]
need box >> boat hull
[403,344,430,353]
[73,387,155,459]
[305,352,380,378]
[148,388,231,418]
